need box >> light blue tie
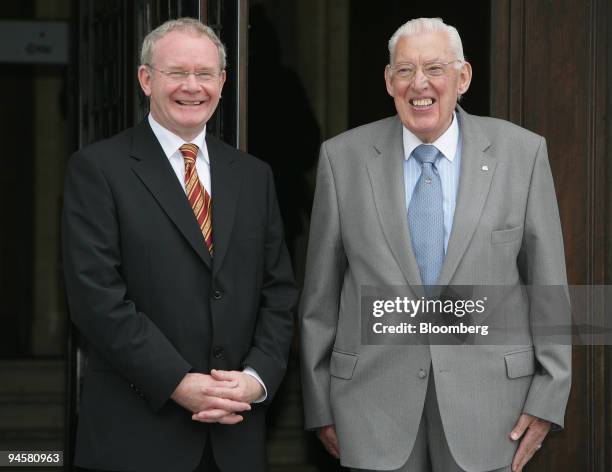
[408,144,444,289]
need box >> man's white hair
[140,17,226,70]
[388,17,464,66]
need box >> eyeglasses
[389,60,463,81]
[145,63,222,83]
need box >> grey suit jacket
[299,107,571,471]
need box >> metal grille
[78,0,223,146]
[78,0,133,145]
[204,0,224,140]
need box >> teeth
[177,100,202,105]
[412,98,433,106]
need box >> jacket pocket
[504,348,535,379]
[330,350,358,380]
[491,225,523,244]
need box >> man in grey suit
[299,17,571,472]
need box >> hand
[191,370,264,423]
[317,424,340,459]
[171,373,251,424]
[195,369,265,405]
[509,413,551,471]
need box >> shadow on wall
[247,4,320,264]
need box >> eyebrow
[163,64,216,70]
[394,57,447,64]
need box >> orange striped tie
[179,143,213,255]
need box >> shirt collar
[148,113,209,164]
[402,111,459,162]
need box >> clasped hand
[171,370,264,424]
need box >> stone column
[31,0,70,356]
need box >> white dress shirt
[147,113,267,402]
[148,114,212,195]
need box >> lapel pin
[481,165,489,171]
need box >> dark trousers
[76,439,220,472]
[196,439,220,472]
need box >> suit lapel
[438,107,495,286]
[366,117,424,291]
[129,121,212,269]
[207,135,241,276]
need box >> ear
[457,61,472,96]
[384,65,395,97]
[218,69,227,95]
[138,65,153,97]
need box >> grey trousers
[353,372,511,472]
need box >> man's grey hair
[388,17,464,67]
[140,17,227,70]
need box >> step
[0,359,65,452]
[0,360,65,396]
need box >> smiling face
[384,31,471,143]
[138,30,226,141]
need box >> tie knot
[412,144,439,165]
[179,143,199,165]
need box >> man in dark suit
[62,18,296,472]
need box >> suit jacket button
[129,383,135,389]
[212,289,223,300]
[213,346,224,359]
[418,369,427,379]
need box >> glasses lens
[424,64,446,77]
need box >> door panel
[492,1,608,470]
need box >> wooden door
[491,1,609,470]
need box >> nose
[182,72,200,91]
[412,67,429,90]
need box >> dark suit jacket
[62,120,297,472]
